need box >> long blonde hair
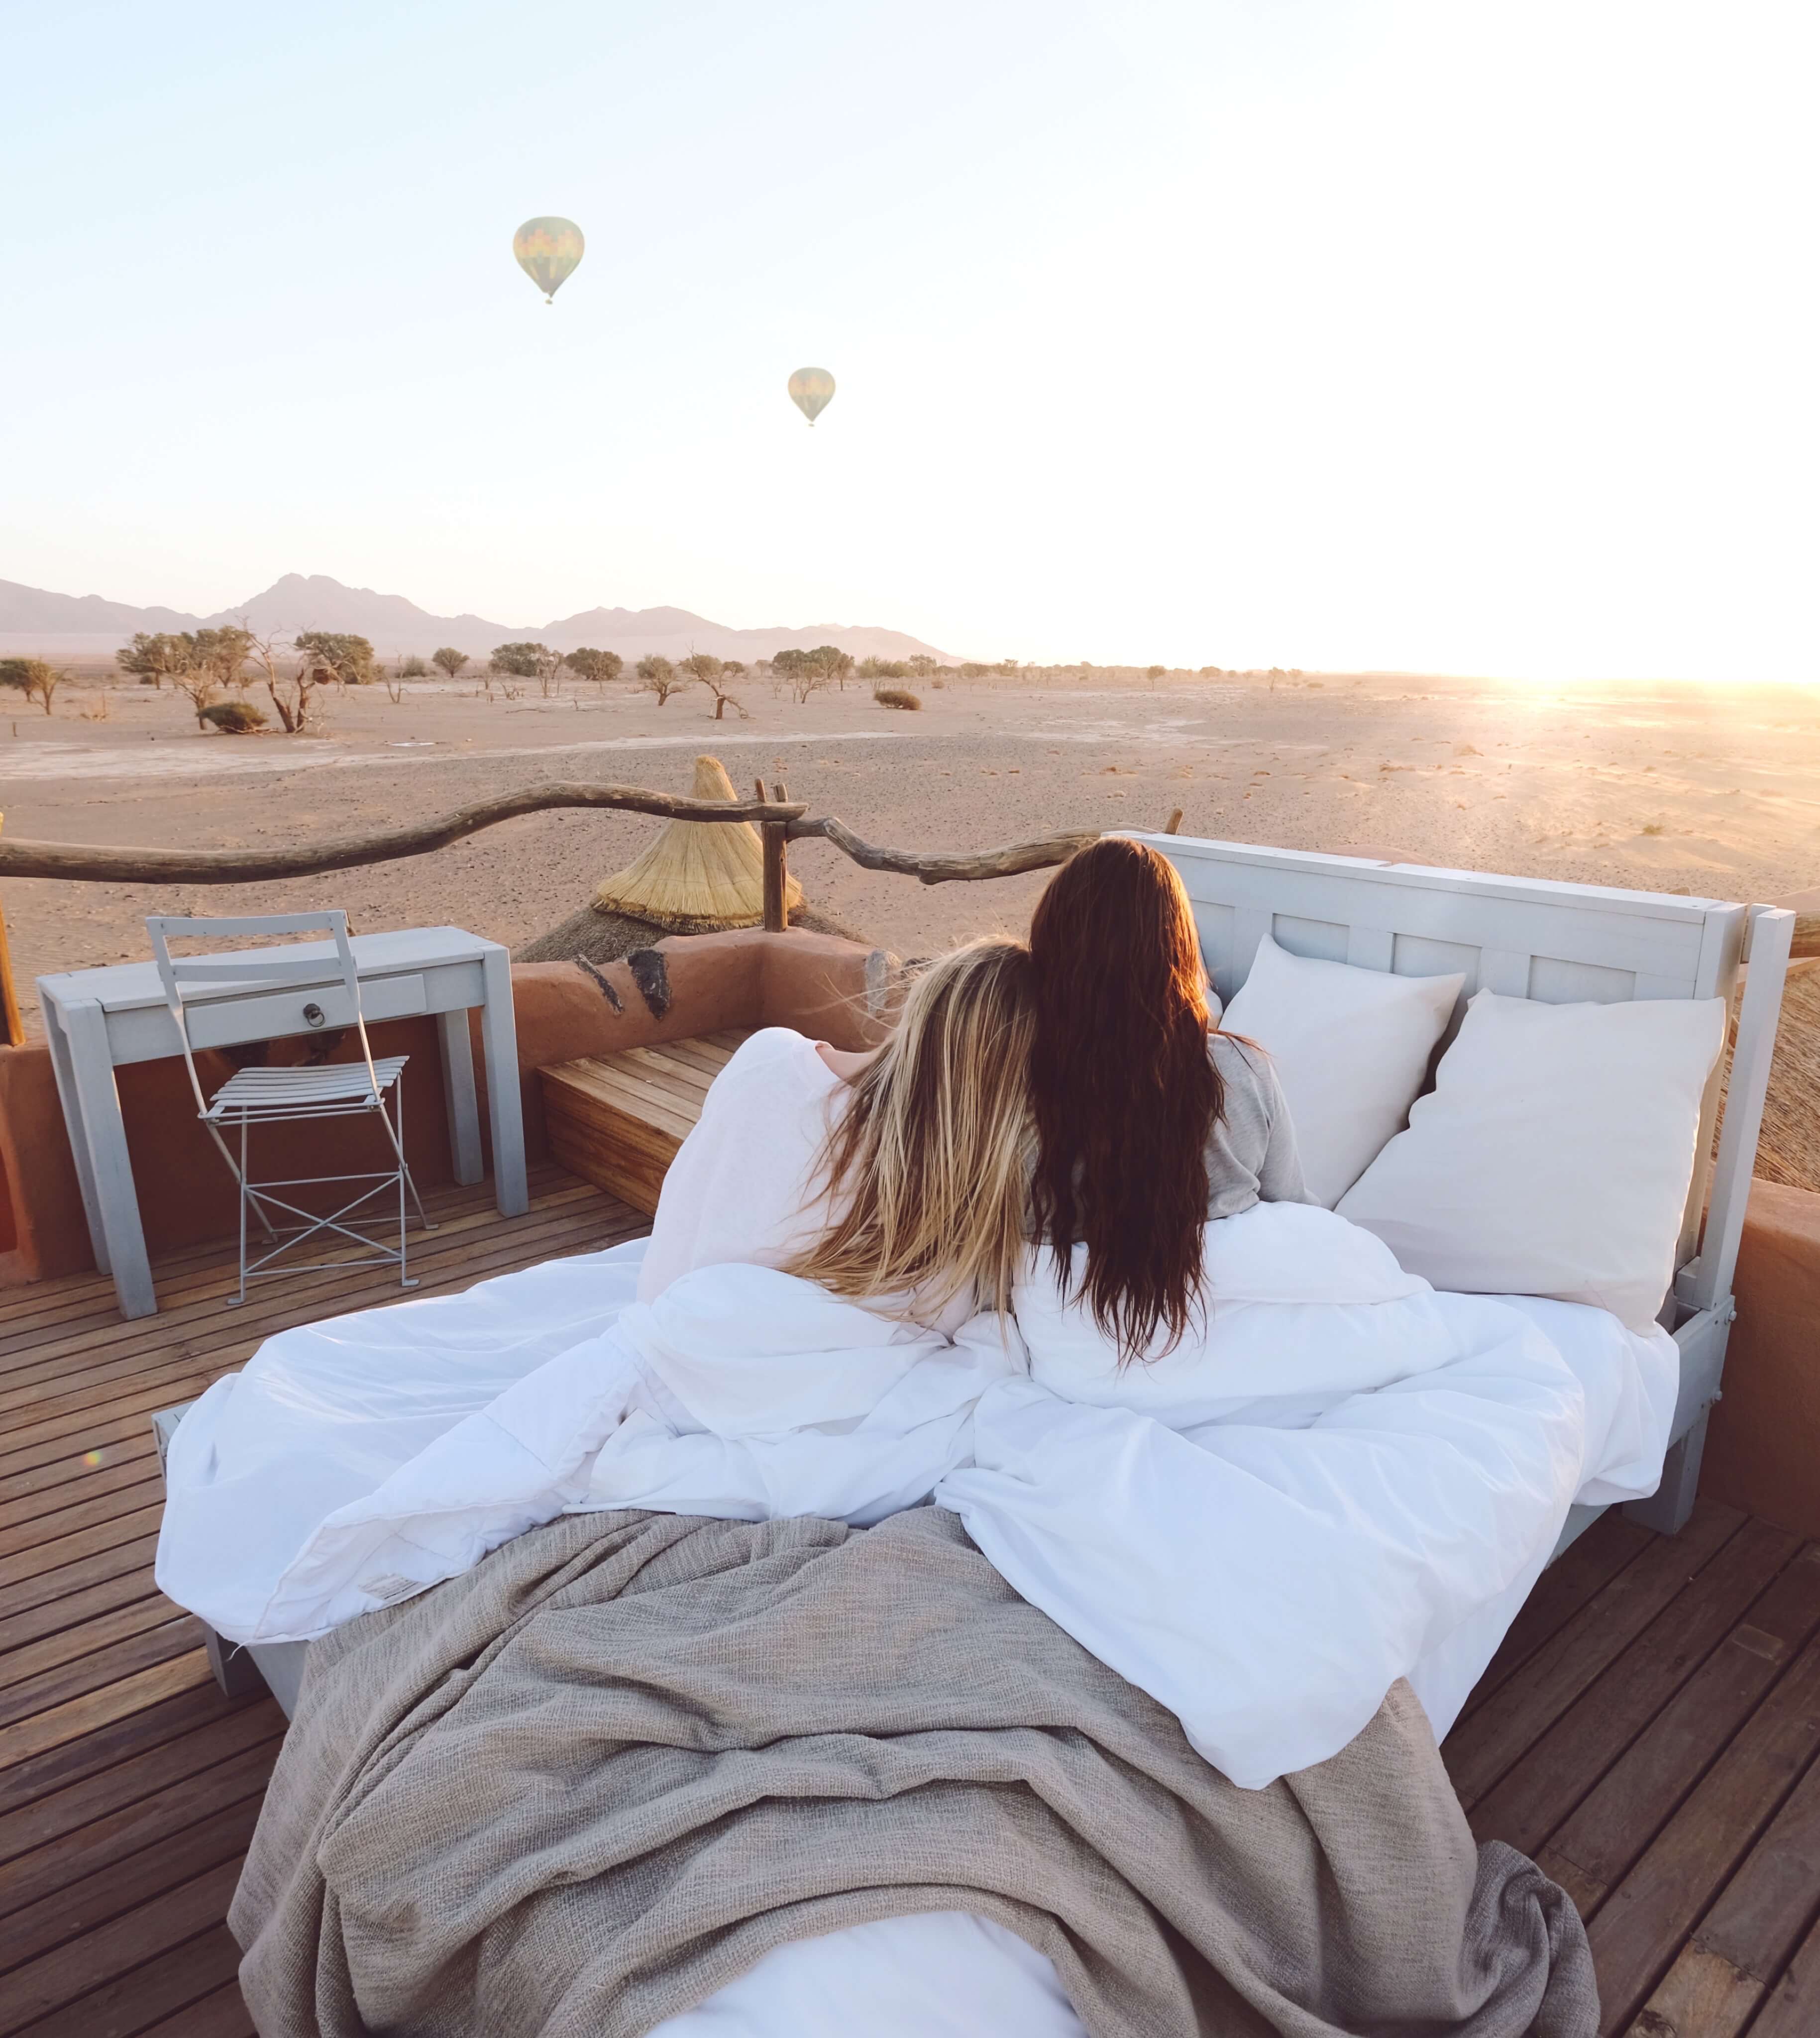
[786,939,1036,1320]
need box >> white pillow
[1336,988,1727,1330]
[1221,934,1464,1206]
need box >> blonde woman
[637,940,1035,1334]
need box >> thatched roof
[590,754,803,932]
[1748,959,1820,1194]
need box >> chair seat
[205,1056,409,1121]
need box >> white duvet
[158,1206,1674,2038]
[159,1202,1673,1785]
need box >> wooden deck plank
[1745,1908,1820,2038]
[0,1722,280,1900]
[1468,1518,1801,1856]
[0,1193,621,1408]
[0,1535,161,1631]
[0,1167,597,1375]
[0,1855,245,2036]
[1461,1512,1655,1719]
[1444,1502,1745,1809]
[0,1474,168,1565]
[8,1919,247,2038]
[0,1449,158,1525]
[0,1650,216,1774]
[3,1172,1816,2038]
[132,1980,254,2038]
[0,1211,641,1457]
[1688,1723,1820,1983]
[0,1693,282,1858]
[1583,1632,1820,2033]
[1539,1543,1820,1914]
[1622,1944,1767,2038]
[0,1567,165,1670]
[0,1170,571,1360]
[1,1794,264,1972]
[0,1602,197,1712]
[0,1617,202,1736]
[0,1164,645,2037]
[0,1507,168,1600]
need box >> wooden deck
[0,1162,648,2037]
[1,1185,1816,2037]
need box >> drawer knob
[302,1002,326,1028]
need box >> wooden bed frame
[155,839,1796,1713]
[1136,831,1796,1547]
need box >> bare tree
[636,654,682,706]
[174,665,221,727]
[0,657,64,716]
[679,651,747,720]
[244,631,325,735]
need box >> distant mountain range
[0,572,957,664]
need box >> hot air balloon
[513,217,584,303]
[788,367,836,426]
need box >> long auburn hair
[1027,838,1221,1364]
[785,940,1036,1321]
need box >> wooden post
[755,781,789,931]
[0,816,22,1048]
[762,823,788,932]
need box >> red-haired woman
[1026,836,1308,1366]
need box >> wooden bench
[540,1029,751,1215]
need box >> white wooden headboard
[1126,833,1791,1326]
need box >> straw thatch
[589,755,802,932]
[1747,960,1820,1194]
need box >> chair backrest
[144,910,382,1113]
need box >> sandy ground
[3,669,1818,1034]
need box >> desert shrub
[567,646,624,685]
[400,655,429,677]
[858,656,910,680]
[432,646,470,680]
[931,676,946,688]
[201,699,269,734]
[295,631,377,685]
[958,662,990,680]
[872,686,922,711]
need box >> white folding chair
[146,911,433,1303]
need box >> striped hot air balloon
[513,217,585,303]
[788,367,836,425]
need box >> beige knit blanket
[231,1506,1596,2038]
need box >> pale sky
[2,0,1814,678]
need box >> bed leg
[1623,1406,1710,1537]
[203,1625,270,1701]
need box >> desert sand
[3,667,1817,1034]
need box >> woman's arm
[1255,1054,1313,1204]
[1217,1036,1314,1206]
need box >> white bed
[1134,831,1794,1549]
[151,838,1794,2038]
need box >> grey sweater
[1207,1034,1311,1217]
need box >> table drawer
[181,971,429,1051]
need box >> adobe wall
[0,928,897,1285]
[1700,1178,1820,1540]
